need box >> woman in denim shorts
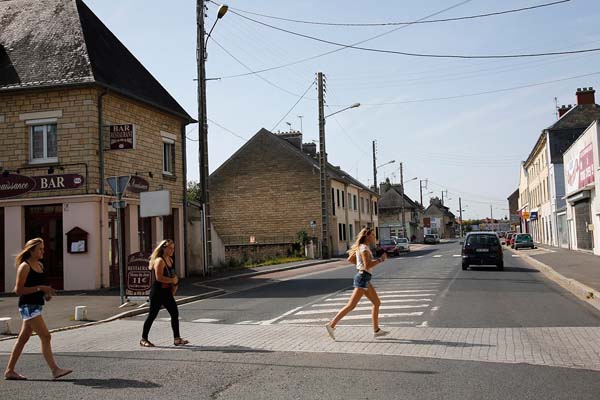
[325,228,388,341]
[4,238,72,381]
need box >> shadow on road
[22,378,162,389]
[337,338,492,348]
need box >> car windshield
[380,240,395,245]
[425,235,434,238]
[466,235,499,246]
[397,238,408,243]
[516,234,532,242]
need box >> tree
[187,181,201,202]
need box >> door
[108,209,127,288]
[24,205,63,290]
[138,208,152,254]
[0,208,4,292]
[574,201,593,250]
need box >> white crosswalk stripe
[295,304,429,315]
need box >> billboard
[565,123,598,195]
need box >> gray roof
[379,185,421,210]
[0,0,193,121]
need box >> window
[331,188,336,216]
[342,224,347,241]
[361,198,365,213]
[374,201,378,215]
[353,195,357,211]
[349,224,354,240]
[337,189,340,207]
[163,139,175,175]
[342,190,345,208]
[338,223,343,241]
[29,123,57,164]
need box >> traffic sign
[111,200,128,209]
[522,211,530,220]
[107,175,131,198]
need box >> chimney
[275,130,302,149]
[302,142,316,156]
[557,104,572,118]
[576,87,595,105]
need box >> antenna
[554,96,559,120]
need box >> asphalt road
[3,240,600,399]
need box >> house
[563,119,600,255]
[423,197,456,238]
[209,129,379,262]
[507,189,520,232]
[378,183,424,241]
[520,87,600,248]
[0,0,194,292]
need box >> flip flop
[174,338,189,346]
[4,372,27,380]
[139,339,155,347]
[52,369,72,380]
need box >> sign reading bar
[126,252,153,298]
[109,124,136,150]
[0,173,84,198]
[32,174,84,191]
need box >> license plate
[475,248,489,252]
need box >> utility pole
[441,189,448,206]
[400,162,406,238]
[490,204,493,220]
[317,72,329,259]
[372,140,377,193]
[419,179,427,207]
[298,115,303,134]
[459,197,463,238]
[197,0,212,275]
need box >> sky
[85,0,600,219]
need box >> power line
[207,0,474,80]
[225,0,570,27]
[208,119,248,141]
[272,80,315,131]
[228,10,600,60]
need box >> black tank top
[152,257,175,290]
[18,261,47,306]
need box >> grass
[244,256,307,268]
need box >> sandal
[174,338,189,346]
[4,371,27,380]
[139,339,155,347]
[52,368,72,380]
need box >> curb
[0,289,226,342]
[508,248,600,312]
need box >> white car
[394,237,410,252]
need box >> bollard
[0,317,11,335]
[74,306,88,321]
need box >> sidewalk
[0,258,338,338]
[508,244,600,311]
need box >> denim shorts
[19,304,43,321]
[353,271,372,290]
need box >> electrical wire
[228,10,600,60]
[207,0,474,79]
[272,80,316,131]
[208,118,248,141]
[224,0,570,27]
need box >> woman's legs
[329,288,365,329]
[162,292,181,339]
[27,316,71,377]
[4,320,32,378]
[364,283,382,332]
[142,289,163,340]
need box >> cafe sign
[127,176,149,193]
[126,252,153,298]
[109,124,136,150]
[0,173,84,198]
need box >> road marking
[295,304,429,315]
[278,312,424,324]
[257,306,303,325]
[192,318,220,323]
[159,317,182,321]
[415,256,424,258]
[453,255,461,257]
[374,289,438,294]
[417,321,429,327]
[235,321,260,325]
[433,255,443,258]
[512,255,520,257]
[313,299,432,307]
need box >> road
[2,241,600,399]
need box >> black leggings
[142,287,180,340]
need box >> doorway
[24,205,63,290]
[574,201,593,250]
[108,209,127,288]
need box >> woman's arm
[153,259,178,284]
[347,252,357,264]
[360,249,386,270]
[13,263,54,296]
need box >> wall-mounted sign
[565,137,595,195]
[109,124,136,150]
[0,173,84,198]
[127,176,149,193]
[530,211,538,221]
[522,211,530,220]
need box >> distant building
[507,189,520,232]
[378,183,424,241]
[423,197,456,238]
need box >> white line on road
[312,299,432,307]
[326,293,434,301]
[278,312,424,324]
[295,304,429,315]
[417,321,429,327]
[192,318,221,323]
[453,255,461,257]
[258,306,303,325]
[433,255,443,258]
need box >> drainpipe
[98,89,108,287]
[181,124,189,277]
[344,183,350,250]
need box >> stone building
[378,183,424,241]
[209,129,379,262]
[423,197,456,239]
[0,0,194,291]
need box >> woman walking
[325,228,388,341]
[4,238,72,380]
[140,239,189,347]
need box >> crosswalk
[247,262,456,327]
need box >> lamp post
[374,159,394,193]
[197,1,228,276]
[400,176,417,238]
[317,72,359,259]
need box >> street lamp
[376,160,395,169]
[197,1,228,276]
[325,103,360,119]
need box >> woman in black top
[140,239,189,347]
[4,238,72,380]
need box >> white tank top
[356,244,373,273]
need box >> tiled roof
[0,0,193,121]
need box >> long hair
[347,227,373,256]
[15,237,44,267]
[149,239,174,270]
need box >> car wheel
[462,263,468,270]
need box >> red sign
[423,217,431,228]
[0,174,35,198]
[126,252,154,297]
[32,174,84,191]
[109,124,136,150]
[578,143,594,189]
[127,176,149,193]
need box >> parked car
[505,233,515,246]
[424,234,437,244]
[394,237,411,252]
[377,239,400,256]
[498,231,506,238]
[512,233,535,250]
[461,232,504,271]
